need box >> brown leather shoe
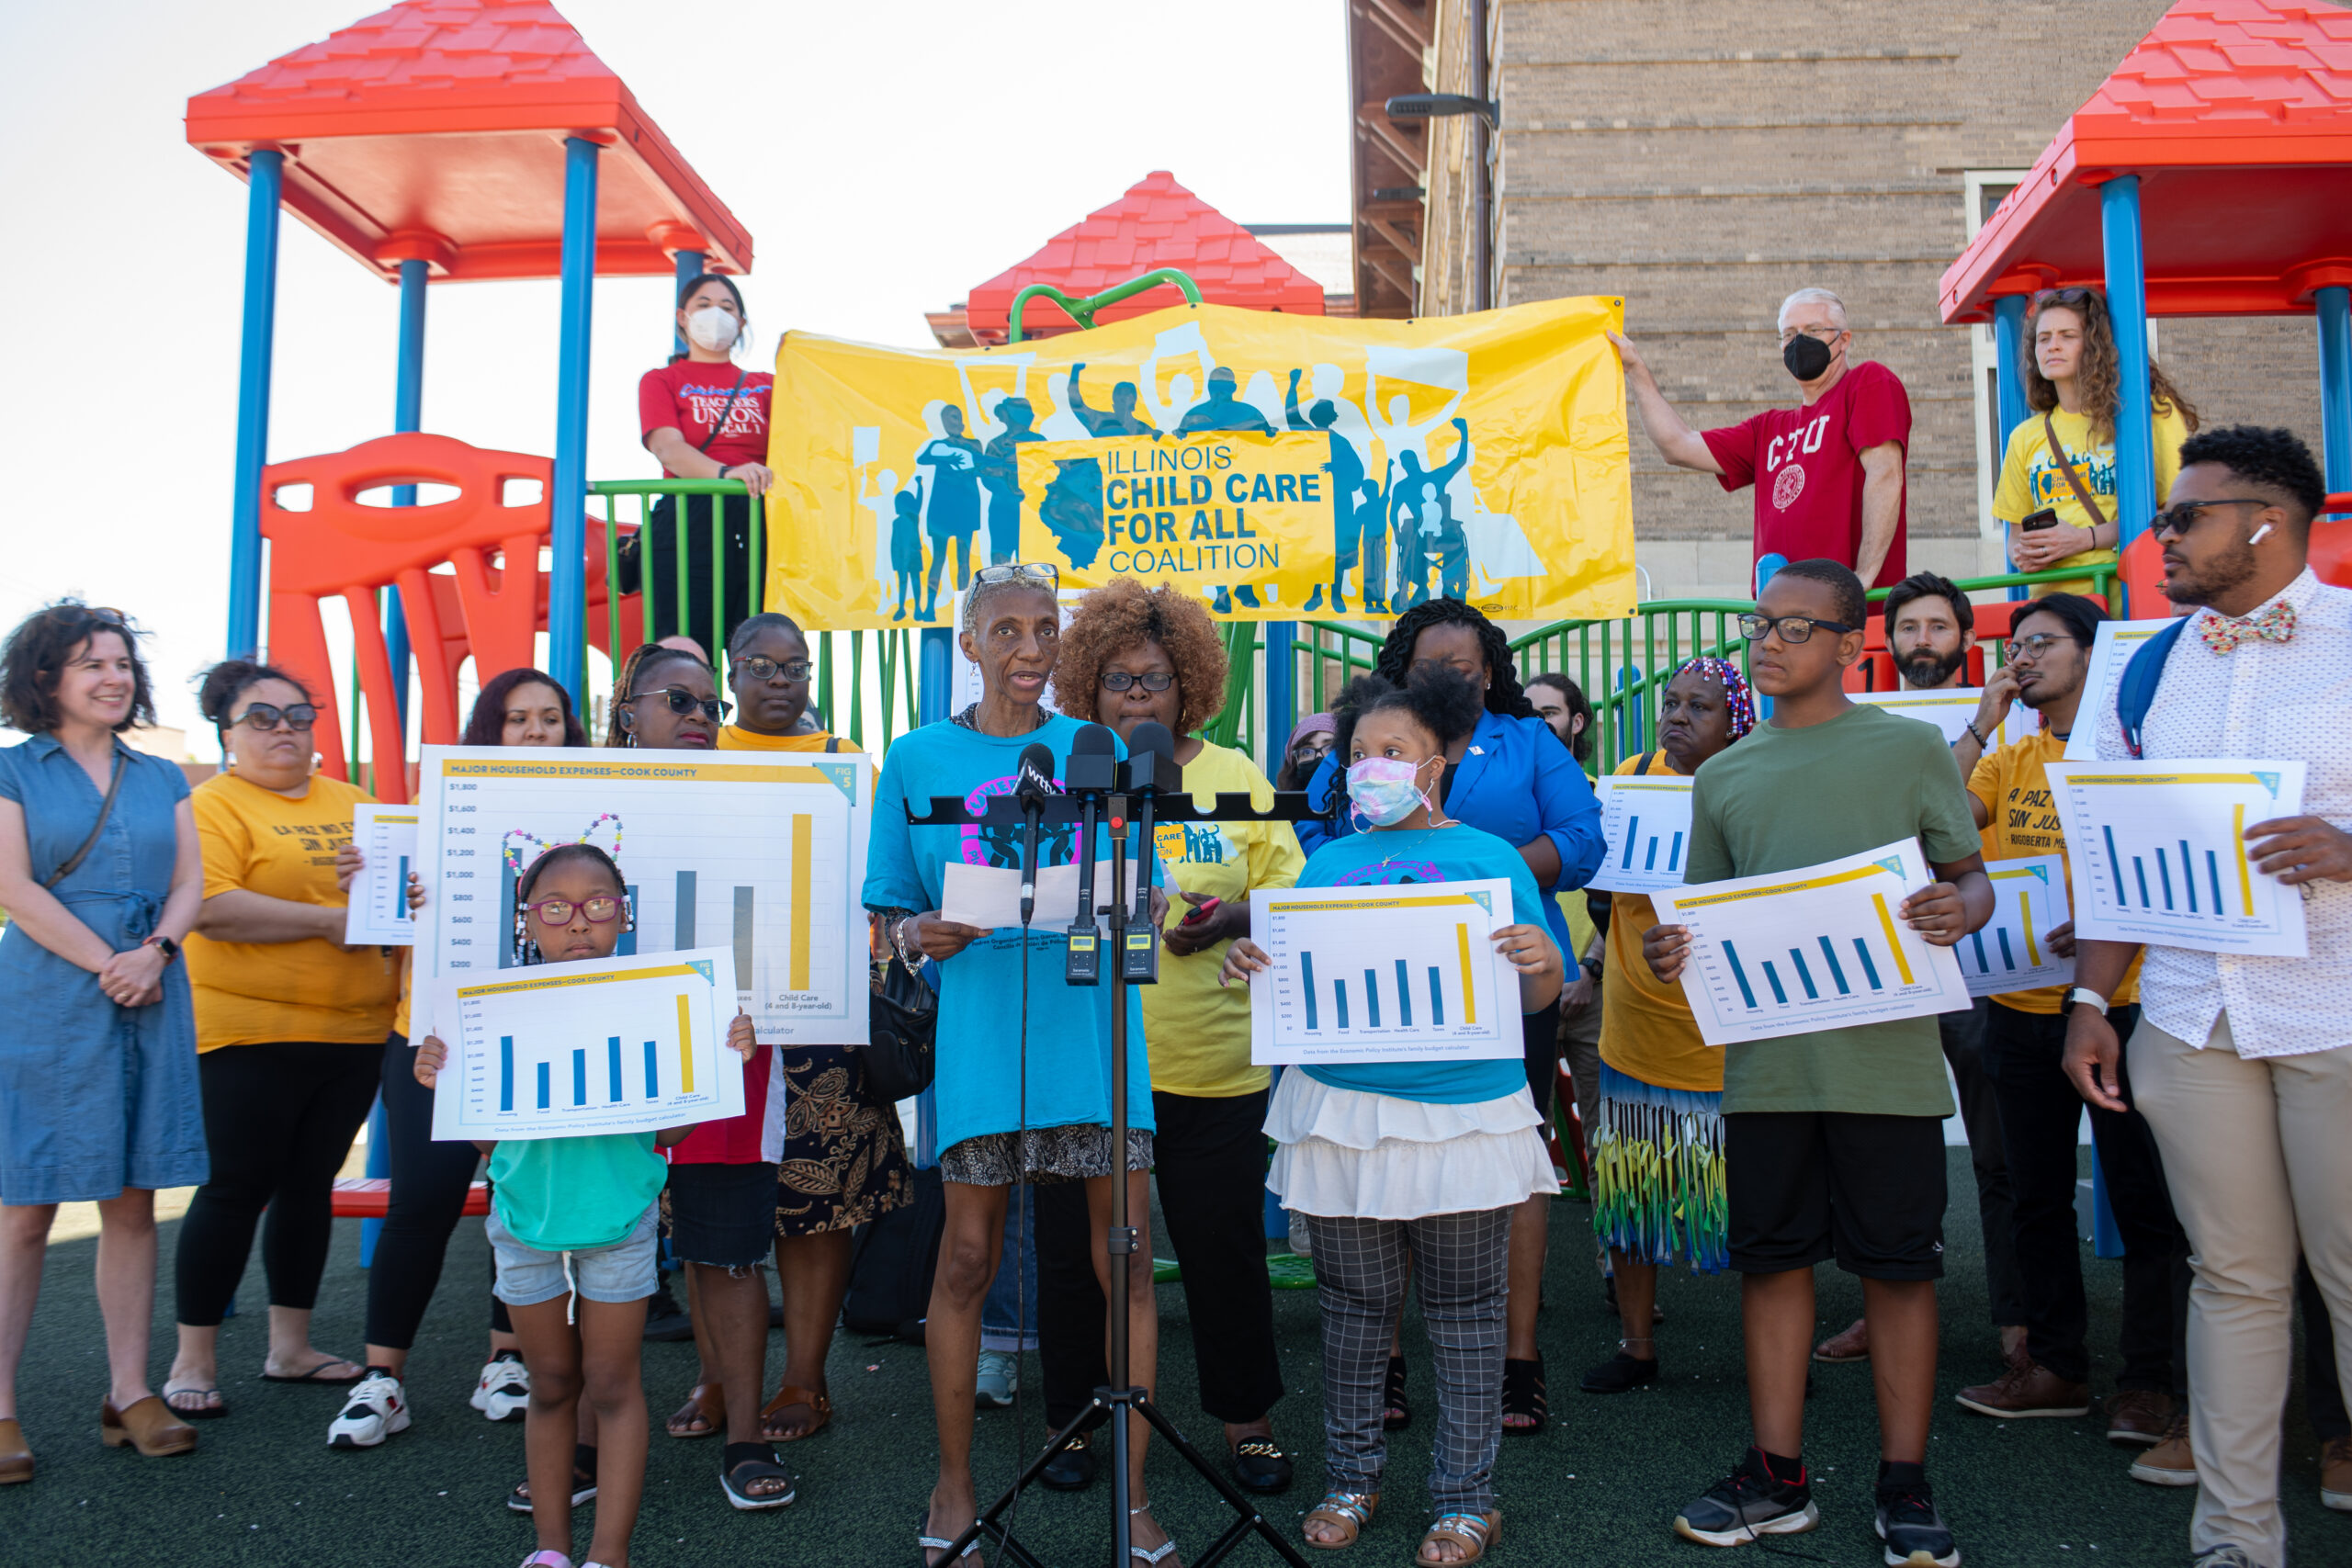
[0,1418,29,1484]
[1953,1359,2091,1418]
[2323,1435,2352,1512]
[1812,1317,1870,1363]
[2130,1412,2197,1486]
[100,1397,197,1458]
[2104,1388,2175,1446]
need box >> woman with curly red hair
[1035,581,1307,1497]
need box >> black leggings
[175,1039,387,1326]
[364,1032,512,1349]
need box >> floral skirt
[939,1124,1154,1187]
[1590,1061,1729,1274]
[775,1045,912,1235]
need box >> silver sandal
[1129,1504,1181,1565]
[917,1509,980,1565]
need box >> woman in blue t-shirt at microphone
[862,562,1179,1568]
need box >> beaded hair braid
[1671,656,1756,740]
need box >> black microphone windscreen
[1015,742,1057,799]
[1072,723,1117,755]
[1126,721,1175,760]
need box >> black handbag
[861,953,937,1104]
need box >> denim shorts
[488,1202,661,1309]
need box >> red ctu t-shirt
[638,360,775,472]
[1700,358,1912,591]
[666,1043,775,1166]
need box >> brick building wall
[1410,0,2327,602]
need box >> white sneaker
[471,1353,531,1422]
[976,1350,1019,1408]
[326,1371,412,1449]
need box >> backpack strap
[824,736,842,753]
[2117,618,2192,760]
[1633,750,1657,776]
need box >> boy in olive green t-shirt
[1645,560,1992,1565]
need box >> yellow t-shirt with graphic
[188,773,401,1052]
[1994,403,2189,596]
[1967,729,2142,1015]
[1145,742,1306,1099]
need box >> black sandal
[1382,1354,1412,1432]
[720,1440,797,1510]
[1501,1355,1548,1436]
[507,1443,596,1512]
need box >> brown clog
[0,1418,30,1483]
[101,1396,198,1457]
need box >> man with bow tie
[2066,425,2352,1568]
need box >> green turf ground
[3,1149,2342,1567]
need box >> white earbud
[2249,524,2274,545]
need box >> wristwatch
[2062,987,2109,1018]
[141,934,180,964]
[1579,955,1604,984]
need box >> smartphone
[2019,507,2061,532]
[1180,896,1221,927]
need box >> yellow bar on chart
[1871,892,1916,985]
[2019,889,2041,966]
[676,992,695,1095]
[1455,922,1477,1025]
[2233,803,2256,916]
[790,814,813,992]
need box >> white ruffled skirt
[1263,1068,1561,1222]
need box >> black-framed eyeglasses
[521,894,624,926]
[1736,613,1856,644]
[2003,632,2069,663]
[734,656,812,683]
[1100,670,1174,693]
[232,702,317,732]
[2148,498,2269,541]
[973,562,1059,591]
[625,686,730,721]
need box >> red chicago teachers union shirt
[638,360,775,474]
[1701,359,1912,591]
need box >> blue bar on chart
[1621,816,1640,870]
[1996,929,2016,968]
[2102,827,2124,903]
[1818,937,1851,994]
[2133,855,2150,908]
[1970,930,1990,972]
[1789,947,1819,1000]
[1302,952,1320,1031]
[2206,852,2222,917]
[500,1035,514,1111]
[1645,837,1660,872]
[1851,937,1883,990]
[1395,960,1412,1027]
[1428,965,1445,1026]
[643,1038,659,1100]
[571,1048,586,1107]
[606,1036,623,1103]
[1335,979,1351,1031]
[535,1060,550,1111]
[396,855,411,920]
[1363,970,1381,1028]
[1724,941,1760,1009]
[1668,831,1682,872]
[2157,848,2174,910]
[2182,840,2198,913]
[1762,959,1789,1005]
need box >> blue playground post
[548,136,601,707]
[1751,552,1786,723]
[1262,621,1295,761]
[226,148,284,659]
[2101,176,2158,552]
[1992,293,2032,598]
[672,247,704,359]
[2317,285,2351,493]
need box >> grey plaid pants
[1304,1206,1514,1514]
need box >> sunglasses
[2032,286,2096,308]
[46,604,130,630]
[232,702,318,732]
[625,686,730,721]
[1736,613,1856,645]
[1100,670,1174,693]
[520,894,624,926]
[2148,498,2269,541]
[735,656,812,683]
[973,562,1059,591]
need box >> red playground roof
[962,172,1325,344]
[1940,0,2352,323]
[186,0,751,284]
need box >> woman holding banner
[325,669,588,1452]
[863,563,1177,1567]
[1296,600,1604,1438]
[1223,666,1564,1564]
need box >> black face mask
[1783,333,1836,382]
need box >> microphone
[1013,741,1057,927]
[1120,723,1181,983]
[1065,724,1117,983]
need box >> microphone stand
[907,784,1328,1568]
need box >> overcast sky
[0,0,1349,747]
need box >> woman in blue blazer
[1296,599,1603,1438]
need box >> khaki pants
[2129,1011,2352,1567]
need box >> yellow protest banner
[763,298,1631,626]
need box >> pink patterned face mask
[1345,755,1433,829]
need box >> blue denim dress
[0,736,209,1203]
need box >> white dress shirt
[2093,568,2352,1059]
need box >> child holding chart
[414,843,759,1568]
[1220,666,1561,1567]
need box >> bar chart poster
[1588,775,1695,895]
[411,746,871,1043]
[345,804,419,946]
[2044,759,2309,956]
[1960,855,2073,998]
[430,947,743,1141]
[1249,879,1517,1066]
[2064,619,2175,761]
[1663,839,1968,1046]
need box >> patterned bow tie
[2199,600,2297,654]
